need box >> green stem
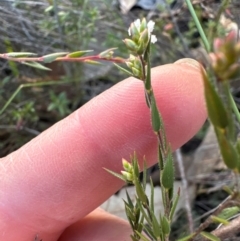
[230,91,240,123]
[185,0,210,52]
[0,80,70,116]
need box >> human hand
[0,59,207,241]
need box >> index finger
[0,59,206,241]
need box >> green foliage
[11,101,38,124]
[1,2,240,240]
[47,91,71,118]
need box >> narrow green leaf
[169,188,180,222]
[133,153,140,178]
[103,168,126,182]
[114,63,133,76]
[161,152,174,190]
[142,158,147,190]
[176,234,195,241]
[99,48,117,58]
[216,128,238,169]
[135,205,141,224]
[5,52,37,57]
[152,213,161,238]
[235,139,240,172]
[124,203,136,222]
[135,231,151,241]
[143,38,151,62]
[200,231,220,241]
[150,94,161,132]
[135,179,148,204]
[137,199,152,226]
[158,144,164,170]
[84,59,101,65]
[67,50,93,58]
[144,52,151,91]
[161,216,170,235]
[22,61,51,71]
[143,224,156,240]
[150,178,154,213]
[202,70,228,128]
[218,206,240,220]
[211,215,229,225]
[125,191,134,209]
[42,52,68,63]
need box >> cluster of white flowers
[128,19,157,44]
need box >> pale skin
[0,59,207,241]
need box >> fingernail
[174,58,200,69]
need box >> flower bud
[123,39,138,52]
[139,29,149,46]
[121,171,133,182]
[140,18,147,32]
[132,67,141,78]
[128,21,140,41]
[122,158,132,172]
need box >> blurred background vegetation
[0,0,239,157]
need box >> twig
[197,215,240,241]
[175,149,194,233]
[189,193,238,240]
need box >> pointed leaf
[158,144,164,170]
[5,52,37,58]
[202,70,228,128]
[150,178,154,213]
[84,59,101,65]
[67,50,93,58]
[152,213,161,238]
[99,48,117,58]
[137,199,152,226]
[114,63,133,76]
[161,216,170,235]
[200,232,220,241]
[124,203,136,222]
[216,128,238,169]
[176,234,195,241]
[125,191,134,209]
[135,180,148,204]
[103,168,126,182]
[22,61,51,71]
[218,206,240,220]
[142,158,147,190]
[161,151,174,190]
[150,94,161,132]
[144,51,151,91]
[169,188,180,222]
[133,153,140,178]
[135,231,151,241]
[235,139,240,173]
[211,215,229,225]
[42,52,69,63]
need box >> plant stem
[189,193,238,240]
[185,0,210,52]
[229,91,240,124]
[0,80,70,116]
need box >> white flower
[128,19,157,43]
[147,20,155,34]
[128,19,141,36]
[151,35,157,43]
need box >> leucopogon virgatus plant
[2,9,240,240]
[105,18,178,241]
